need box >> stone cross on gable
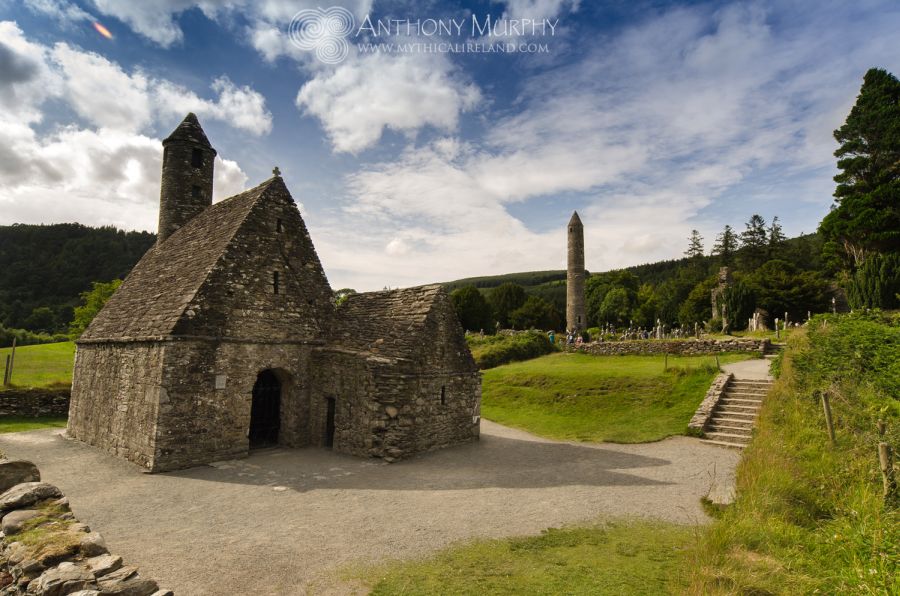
[273,166,281,177]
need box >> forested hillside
[0,224,155,334]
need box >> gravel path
[0,421,739,595]
[721,357,774,380]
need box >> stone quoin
[67,113,482,473]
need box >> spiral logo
[289,7,355,64]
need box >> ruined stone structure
[710,266,732,320]
[67,114,481,472]
[566,211,586,333]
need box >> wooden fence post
[822,391,836,444]
[664,353,668,371]
[6,337,16,386]
[876,420,886,436]
[879,442,896,504]
[2,354,9,387]
[715,354,721,372]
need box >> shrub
[0,325,68,348]
[469,331,556,369]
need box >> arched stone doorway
[249,370,281,448]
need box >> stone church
[67,114,481,472]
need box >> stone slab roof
[332,285,446,360]
[81,178,281,341]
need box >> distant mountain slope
[0,223,156,332]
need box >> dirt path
[721,357,773,380]
[0,421,738,595]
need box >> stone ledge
[568,338,769,357]
[689,372,733,432]
[0,389,70,419]
[0,460,171,595]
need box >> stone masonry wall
[67,343,164,471]
[151,340,315,473]
[572,338,769,356]
[688,372,733,432]
[0,389,69,418]
[0,459,170,595]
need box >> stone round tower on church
[566,211,586,333]
[158,113,217,243]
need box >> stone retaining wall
[0,389,70,418]
[0,459,170,595]
[570,338,769,357]
[688,373,733,432]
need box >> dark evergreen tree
[767,216,786,258]
[739,214,768,269]
[711,225,738,266]
[845,253,900,309]
[820,68,900,266]
[488,283,527,328]
[509,296,562,331]
[450,286,494,332]
[685,230,704,259]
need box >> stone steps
[701,377,773,449]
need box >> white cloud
[51,43,153,131]
[24,0,93,23]
[0,21,252,232]
[311,1,900,290]
[296,52,481,153]
[49,43,273,135]
[0,124,247,230]
[0,21,62,123]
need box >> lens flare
[93,22,113,40]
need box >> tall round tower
[566,211,586,333]
[157,113,216,243]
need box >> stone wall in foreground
[570,338,769,357]
[0,459,171,596]
[0,389,70,418]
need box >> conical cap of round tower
[568,211,583,227]
[163,112,217,154]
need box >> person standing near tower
[566,211,586,335]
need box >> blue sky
[1,0,898,290]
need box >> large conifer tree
[820,68,900,265]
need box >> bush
[468,331,556,369]
[0,325,68,348]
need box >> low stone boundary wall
[689,373,733,432]
[0,459,171,595]
[570,338,769,356]
[0,388,70,418]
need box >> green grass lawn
[356,520,693,595]
[0,417,67,433]
[482,352,752,443]
[0,342,75,389]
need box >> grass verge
[481,352,751,443]
[684,313,900,594]
[0,341,75,389]
[355,520,693,596]
[0,417,67,433]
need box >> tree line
[452,67,900,333]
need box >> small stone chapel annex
[67,114,481,472]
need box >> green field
[481,352,751,443]
[357,520,693,595]
[0,417,67,433]
[0,342,75,389]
